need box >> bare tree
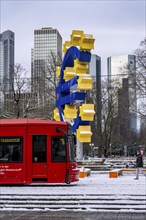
[91,77,132,157]
[0,64,32,118]
[121,38,146,147]
[134,38,146,147]
[100,79,120,156]
[44,51,62,100]
[134,38,146,94]
[31,51,62,120]
[122,38,146,117]
[86,77,126,157]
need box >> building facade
[118,78,130,143]
[31,27,62,95]
[89,54,101,129]
[140,115,146,145]
[88,54,102,155]
[107,55,137,143]
[0,30,15,94]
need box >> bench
[109,169,123,178]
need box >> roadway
[0,210,146,220]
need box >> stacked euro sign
[54,30,95,142]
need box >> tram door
[32,135,48,182]
[49,136,67,183]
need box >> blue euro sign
[56,46,91,131]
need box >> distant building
[31,27,62,95]
[140,115,146,138]
[107,55,136,83]
[0,30,15,94]
[89,54,101,128]
[89,54,102,153]
[118,78,130,142]
[107,55,137,142]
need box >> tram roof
[0,118,68,126]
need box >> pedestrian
[134,150,144,180]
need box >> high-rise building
[31,27,62,95]
[107,55,136,86]
[0,30,15,94]
[118,78,130,142]
[140,115,146,141]
[89,54,101,127]
[89,54,102,154]
[107,55,137,142]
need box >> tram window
[0,137,23,162]
[32,135,47,162]
[52,137,66,162]
[68,137,75,162]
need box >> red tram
[0,119,79,184]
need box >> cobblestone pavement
[0,211,146,220]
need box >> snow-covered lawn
[1,172,146,195]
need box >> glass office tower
[31,27,62,94]
[0,30,15,94]
[107,55,137,140]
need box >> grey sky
[1,0,145,76]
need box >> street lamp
[110,143,112,157]
[89,143,94,157]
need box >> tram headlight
[70,165,75,169]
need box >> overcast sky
[1,0,145,76]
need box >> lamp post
[110,143,112,157]
[89,143,94,157]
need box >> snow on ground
[0,172,146,213]
[1,172,146,196]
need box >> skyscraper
[89,54,102,153]
[31,27,62,95]
[140,115,146,144]
[107,55,137,142]
[89,54,101,128]
[107,55,136,85]
[118,78,130,142]
[0,30,15,94]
